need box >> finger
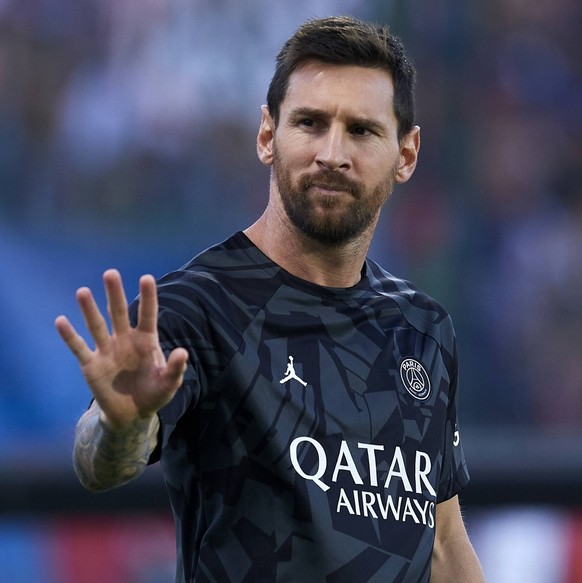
[76,286,111,349]
[136,274,159,334]
[163,348,189,392]
[55,315,94,366]
[103,269,130,335]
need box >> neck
[244,206,374,288]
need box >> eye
[299,118,316,128]
[351,125,372,137]
[295,117,327,133]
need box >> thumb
[164,347,189,393]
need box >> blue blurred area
[0,222,219,455]
[0,519,54,583]
[1,0,581,460]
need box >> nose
[315,125,351,171]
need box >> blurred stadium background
[1,0,581,581]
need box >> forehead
[281,61,396,122]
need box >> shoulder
[161,231,268,283]
[155,232,283,322]
[365,259,455,342]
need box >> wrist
[98,410,155,434]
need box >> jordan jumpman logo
[279,356,307,386]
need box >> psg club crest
[399,358,431,401]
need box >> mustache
[299,172,361,196]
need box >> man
[56,16,485,582]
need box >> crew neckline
[235,231,371,298]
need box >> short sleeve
[437,329,470,502]
[128,295,203,465]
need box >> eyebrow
[288,107,388,135]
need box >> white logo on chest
[279,355,307,387]
[400,358,431,400]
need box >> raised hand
[55,269,188,431]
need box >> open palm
[55,269,188,430]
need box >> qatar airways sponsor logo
[290,437,437,528]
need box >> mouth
[299,172,360,199]
[308,183,352,195]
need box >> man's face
[265,61,411,247]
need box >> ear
[257,105,275,166]
[394,126,420,184]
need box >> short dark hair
[266,16,417,142]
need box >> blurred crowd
[0,0,581,443]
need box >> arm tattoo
[73,408,159,492]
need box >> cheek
[360,147,399,181]
[275,131,315,164]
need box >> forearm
[431,496,485,582]
[431,534,485,583]
[73,405,159,492]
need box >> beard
[272,144,396,247]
